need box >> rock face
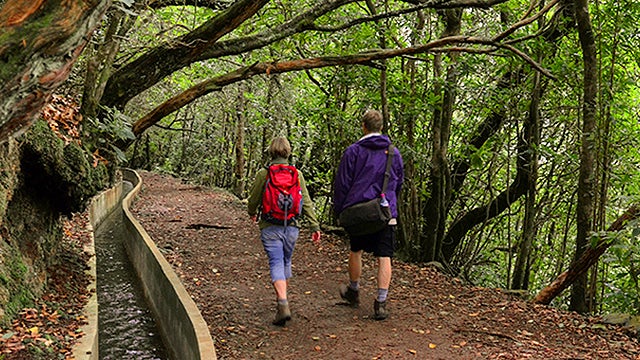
[0,120,111,324]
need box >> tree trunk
[421,9,461,262]
[569,0,598,314]
[588,5,620,312]
[533,205,640,305]
[233,84,247,197]
[365,0,390,132]
[396,9,426,253]
[511,71,542,290]
[0,0,111,143]
[80,7,134,121]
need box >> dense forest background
[1,0,639,320]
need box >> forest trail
[130,171,640,360]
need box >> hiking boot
[339,284,359,307]
[272,302,291,326]
[373,300,388,320]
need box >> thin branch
[492,0,560,42]
[311,0,510,32]
[143,0,233,10]
[498,43,554,79]
[153,123,196,132]
[399,0,509,9]
[295,45,331,97]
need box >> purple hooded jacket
[333,134,404,218]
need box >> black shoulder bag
[338,145,394,236]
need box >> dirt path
[130,170,640,360]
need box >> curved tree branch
[131,35,554,137]
[533,205,640,305]
[440,86,539,263]
[449,70,524,199]
[103,0,523,111]
[101,0,269,109]
[493,0,559,42]
[399,0,508,8]
[143,0,233,10]
[311,0,508,32]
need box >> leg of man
[340,250,363,307]
[348,250,363,283]
[377,256,391,290]
[373,257,392,320]
[373,226,394,320]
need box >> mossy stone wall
[0,120,112,324]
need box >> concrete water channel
[74,169,216,360]
[94,180,167,359]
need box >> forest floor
[3,169,640,359]
[129,171,640,360]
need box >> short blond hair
[268,136,291,159]
[362,109,383,132]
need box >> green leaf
[111,145,128,162]
[470,153,483,168]
[589,233,601,248]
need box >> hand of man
[312,231,322,244]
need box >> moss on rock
[20,120,110,215]
[0,119,114,324]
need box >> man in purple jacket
[333,109,404,320]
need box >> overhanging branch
[132,36,555,137]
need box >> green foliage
[86,107,136,162]
[601,223,640,314]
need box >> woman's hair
[268,136,291,159]
[362,109,383,132]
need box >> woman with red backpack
[247,136,322,326]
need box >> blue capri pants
[261,225,299,282]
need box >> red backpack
[261,164,303,225]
